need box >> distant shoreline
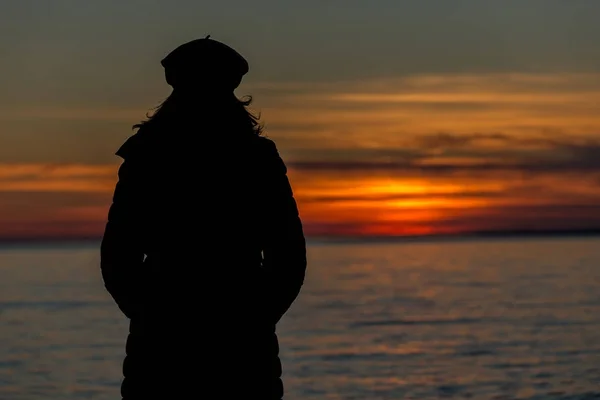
[309,229,600,244]
[2,229,600,247]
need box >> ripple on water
[3,239,600,399]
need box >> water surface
[1,237,599,399]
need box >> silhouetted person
[100,36,307,399]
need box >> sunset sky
[2,1,600,239]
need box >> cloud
[297,190,497,204]
[0,188,113,240]
[286,132,600,178]
[412,132,513,149]
[425,204,600,232]
[301,202,600,237]
[4,72,600,166]
[3,72,600,238]
[0,164,116,239]
[0,108,144,122]
[251,73,600,155]
[0,163,117,192]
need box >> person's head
[161,35,249,94]
[133,36,261,135]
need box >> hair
[132,90,263,136]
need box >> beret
[161,35,249,90]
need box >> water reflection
[1,238,600,399]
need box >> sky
[2,0,600,239]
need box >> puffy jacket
[100,125,307,399]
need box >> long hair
[132,91,263,136]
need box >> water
[1,237,600,399]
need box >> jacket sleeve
[100,157,145,319]
[260,139,307,324]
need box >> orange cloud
[3,73,600,239]
[0,163,117,239]
[253,73,600,153]
[0,163,117,192]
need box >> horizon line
[2,228,600,246]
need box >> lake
[1,237,599,399]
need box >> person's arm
[100,158,145,319]
[260,139,307,324]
